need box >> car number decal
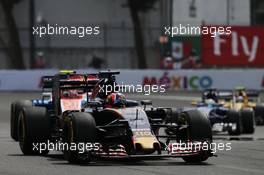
[61,99,81,112]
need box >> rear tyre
[241,109,255,134]
[18,106,50,155]
[254,105,264,125]
[227,110,242,136]
[11,100,32,141]
[179,110,212,163]
[63,112,96,164]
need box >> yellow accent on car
[133,136,159,150]
[59,70,76,75]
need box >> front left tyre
[10,100,32,141]
[18,106,50,155]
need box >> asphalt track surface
[0,92,264,175]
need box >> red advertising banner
[201,26,264,66]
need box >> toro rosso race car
[192,89,255,135]
[11,70,213,164]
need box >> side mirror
[141,100,152,106]
[141,100,152,110]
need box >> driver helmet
[62,90,80,98]
[105,93,126,108]
[235,89,246,102]
[237,96,244,102]
[205,91,218,102]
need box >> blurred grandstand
[0,0,264,69]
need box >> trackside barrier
[0,69,263,91]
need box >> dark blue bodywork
[196,102,229,125]
[32,99,53,110]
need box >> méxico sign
[0,69,263,91]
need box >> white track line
[127,94,200,101]
[217,165,264,174]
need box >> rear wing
[41,74,99,91]
[58,74,99,92]
[245,90,259,98]
[202,89,233,101]
[217,91,233,100]
[99,70,120,79]
[202,88,260,102]
[59,79,98,91]
[41,70,119,88]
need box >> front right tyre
[241,109,255,134]
[254,105,264,125]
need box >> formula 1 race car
[218,87,264,126]
[10,70,213,164]
[192,89,255,135]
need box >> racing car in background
[10,70,214,164]
[192,89,255,135]
[219,87,264,126]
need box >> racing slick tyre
[17,106,50,155]
[227,110,242,136]
[254,105,264,125]
[179,110,212,163]
[11,100,32,141]
[241,109,255,134]
[63,112,96,164]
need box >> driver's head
[237,96,244,102]
[205,90,218,102]
[236,90,246,99]
[238,90,244,96]
[106,93,126,108]
[61,90,82,99]
[62,91,71,98]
